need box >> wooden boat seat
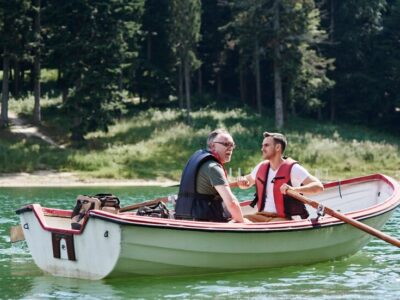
[241,204,257,215]
[43,215,73,230]
[101,207,119,214]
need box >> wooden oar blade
[10,225,25,243]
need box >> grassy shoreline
[1,97,399,182]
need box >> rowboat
[16,173,400,280]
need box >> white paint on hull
[20,211,121,280]
[17,174,400,279]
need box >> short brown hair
[263,131,287,153]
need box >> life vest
[174,150,226,222]
[253,158,309,219]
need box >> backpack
[136,201,170,219]
[71,193,120,230]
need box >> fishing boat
[15,173,400,280]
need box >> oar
[287,189,400,248]
[10,225,25,243]
[119,195,176,213]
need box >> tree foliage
[1,0,399,140]
[43,0,144,142]
[0,0,32,127]
[133,0,174,104]
[169,0,201,122]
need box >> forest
[1,0,400,143]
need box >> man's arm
[230,175,255,189]
[281,175,324,195]
[214,185,249,223]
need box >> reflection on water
[1,186,400,299]
[21,276,118,300]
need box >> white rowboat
[16,174,400,280]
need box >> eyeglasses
[213,141,236,149]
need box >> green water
[1,186,400,299]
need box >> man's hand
[280,183,292,195]
[229,217,252,224]
[237,176,251,189]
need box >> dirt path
[3,112,178,187]
[8,111,62,148]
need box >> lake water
[1,186,399,299]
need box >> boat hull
[19,208,122,280]
[109,209,393,276]
[16,174,400,279]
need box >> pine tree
[44,0,144,142]
[371,0,400,129]
[321,0,386,123]
[32,0,42,124]
[133,0,174,105]
[169,0,201,123]
[0,0,31,127]
[227,0,332,128]
[198,1,232,100]
[226,0,271,115]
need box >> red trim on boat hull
[18,174,400,234]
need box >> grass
[1,97,399,181]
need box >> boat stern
[16,204,122,280]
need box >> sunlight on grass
[41,69,58,82]
[9,96,62,115]
[287,133,400,180]
[2,98,399,181]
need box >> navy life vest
[174,150,226,222]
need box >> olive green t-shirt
[196,160,228,195]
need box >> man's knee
[244,213,287,223]
[244,214,273,222]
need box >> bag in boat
[136,201,170,218]
[94,193,120,211]
[71,194,120,230]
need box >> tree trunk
[330,90,335,122]
[9,65,14,81]
[273,1,284,129]
[239,55,248,104]
[290,101,297,117]
[178,63,184,109]
[118,73,123,91]
[71,116,85,143]
[33,0,41,124]
[216,73,222,100]
[13,59,20,98]
[1,51,10,128]
[58,69,68,103]
[197,67,202,96]
[254,37,262,115]
[33,58,41,123]
[239,61,247,104]
[184,56,191,124]
[329,0,336,122]
[62,88,68,103]
[147,35,152,60]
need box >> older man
[236,131,324,222]
[175,129,247,223]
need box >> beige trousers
[244,211,288,223]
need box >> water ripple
[0,187,399,299]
